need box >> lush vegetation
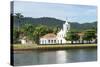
[12,13,97,32]
[83,29,97,43]
[65,31,80,44]
[12,13,97,44]
[65,29,97,44]
[12,13,60,44]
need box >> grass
[12,44,97,50]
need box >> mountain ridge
[13,16,97,32]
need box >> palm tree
[15,13,24,31]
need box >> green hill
[12,15,97,32]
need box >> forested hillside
[12,13,97,32]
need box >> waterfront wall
[13,44,97,51]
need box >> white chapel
[40,18,70,44]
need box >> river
[13,48,97,66]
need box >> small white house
[20,36,27,44]
[21,39,27,44]
[20,36,33,45]
[40,18,71,44]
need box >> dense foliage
[65,31,80,44]
[12,13,97,44]
[12,13,97,32]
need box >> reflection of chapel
[40,18,70,44]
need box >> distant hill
[70,21,97,31]
[13,16,97,32]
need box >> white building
[40,18,70,44]
[20,36,33,45]
[20,36,27,44]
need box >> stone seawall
[12,44,97,51]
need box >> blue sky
[13,1,97,23]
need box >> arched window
[48,40,50,44]
[61,40,62,44]
[54,40,56,44]
[51,40,53,44]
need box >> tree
[33,24,49,44]
[21,23,35,40]
[53,25,60,34]
[65,31,80,44]
[83,29,96,43]
[13,23,35,44]
[15,13,24,30]
[15,13,24,19]
[13,28,20,44]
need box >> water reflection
[14,48,97,66]
[56,50,67,63]
[38,51,57,64]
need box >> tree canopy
[12,13,97,44]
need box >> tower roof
[65,20,69,24]
[65,17,69,24]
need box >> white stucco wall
[21,39,27,44]
[40,37,68,44]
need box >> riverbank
[12,44,97,51]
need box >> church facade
[40,19,71,44]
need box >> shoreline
[12,44,97,51]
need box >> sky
[13,1,97,23]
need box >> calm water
[13,48,97,66]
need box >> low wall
[12,44,97,51]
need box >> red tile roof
[41,33,57,39]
